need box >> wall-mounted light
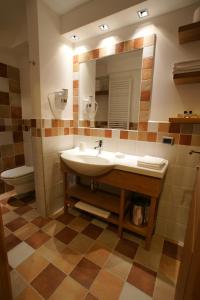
[71,35,80,41]
[137,8,149,18]
[99,24,109,31]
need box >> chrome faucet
[94,139,103,154]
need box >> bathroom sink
[61,149,115,176]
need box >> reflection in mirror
[79,49,143,129]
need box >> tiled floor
[0,191,181,300]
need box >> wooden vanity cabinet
[61,161,164,250]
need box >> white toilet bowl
[1,166,34,195]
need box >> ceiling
[62,0,198,42]
[43,0,92,15]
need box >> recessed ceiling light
[137,9,149,18]
[99,24,109,31]
[71,35,79,41]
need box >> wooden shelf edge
[169,117,200,124]
[178,21,200,44]
[173,71,200,85]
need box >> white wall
[75,4,200,121]
[36,0,74,214]
[37,0,73,120]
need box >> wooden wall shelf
[178,21,200,44]
[169,117,200,124]
[173,71,200,84]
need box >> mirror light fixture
[71,35,79,41]
[137,8,149,18]
[99,24,109,31]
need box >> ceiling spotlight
[99,24,109,31]
[71,35,79,41]
[137,9,149,18]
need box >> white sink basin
[60,148,168,179]
[61,149,115,176]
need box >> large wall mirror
[73,34,156,132]
[79,50,143,130]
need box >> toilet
[1,166,34,196]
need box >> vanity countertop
[60,148,168,179]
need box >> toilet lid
[1,166,34,179]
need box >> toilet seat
[1,166,34,179]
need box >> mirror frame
[73,34,156,135]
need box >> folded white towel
[137,155,165,170]
[75,201,110,218]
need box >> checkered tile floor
[0,191,181,300]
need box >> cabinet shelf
[169,117,200,124]
[173,70,200,84]
[67,184,121,214]
[178,21,200,44]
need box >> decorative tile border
[23,118,200,146]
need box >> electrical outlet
[162,136,174,145]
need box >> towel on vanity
[137,155,166,170]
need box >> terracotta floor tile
[153,274,176,300]
[97,229,119,249]
[55,227,78,245]
[5,233,21,251]
[14,205,33,215]
[115,238,138,259]
[127,262,157,297]
[162,240,183,261]
[2,211,19,225]
[82,223,103,240]
[16,286,43,300]
[31,263,66,299]
[70,258,100,289]
[56,212,75,225]
[80,212,93,221]
[85,242,111,267]
[8,242,35,268]
[17,253,49,282]
[68,216,90,232]
[49,276,87,300]
[37,237,67,261]
[6,217,28,232]
[32,216,51,228]
[42,220,65,236]
[159,254,180,285]
[119,282,152,300]
[134,245,162,272]
[68,233,94,254]
[91,218,108,229]
[1,205,9,214]
[10,269,28,299]
[3,226,11,237]
[50,246,82,274]
[22,209,40,222]
[104,253,132,280]
[90,269,124,300]
[85,293,98,300]
[25,230,50,249]
[14,223,38,240]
